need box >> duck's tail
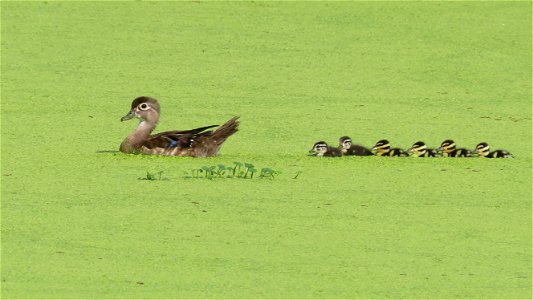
[211,116,239,148]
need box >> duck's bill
[121,110,135,122]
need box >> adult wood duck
[338,136,373,156]
[120,96,239,157]
[407,141,438,157]
[309,141,342,157]
[473,142,513,158]
[372,139,409,157]
[437,139,472,157]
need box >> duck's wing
[138,117,239,157]
[144,125,218,149]
[151,124,219,139]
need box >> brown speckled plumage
[120,97,239,157]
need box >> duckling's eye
[138,103,149,111]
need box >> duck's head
[473,142,490,157]
[339,136,352,150]
[409,141,427,155]
[309,141,328,156]
[121,96,161,123]
[372,139,391,154]
[438,139,456,153]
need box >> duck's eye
[138,103,149,111]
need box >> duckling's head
[409,141,427,155]
[473,142,490,157]
[339,136,352,150]
[372,139,391,154]
[121,96,161,123]
[310,141,329,156]
[438,139,456,153]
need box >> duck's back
[346,145,373,156]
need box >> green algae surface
[1,2,531,298]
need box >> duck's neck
[120,120,157,153]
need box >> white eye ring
[138,103,150,111]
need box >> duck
[473,142,513,158]
[120,96,239,157]
[338,136,373,156]
[372,139,409,157]
[309,141,342,157]
[407,141,439,157]
[437,139,472,157]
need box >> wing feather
[142,124,218,150]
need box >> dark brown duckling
[338,136,373,156]
[309,141,342,157]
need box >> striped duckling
[473,142,513,158]
[407,141,439,157]
[309,141,342,157]
[437,139,472,157]
[338,136,373,156]
[120,96,239,157]
[372,139,409,157]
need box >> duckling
[407,141,439,157]
[338,136,373,156]
[473,142,513,158]
[372,139,409,157]
[437,139,472,157]
[309,141,342,157]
